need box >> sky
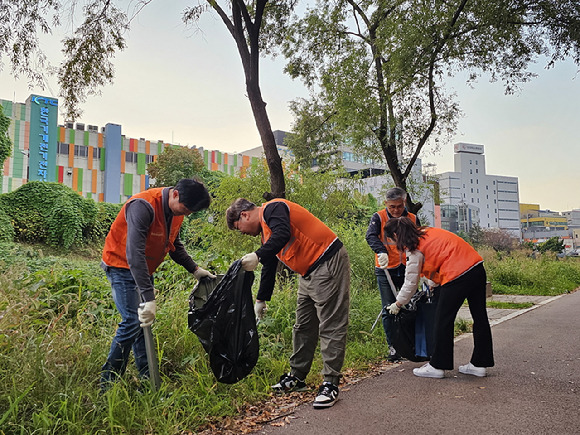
[1,1,579,212]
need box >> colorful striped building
[1,94,260,203]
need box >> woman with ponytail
[384,217,494,379]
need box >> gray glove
[377,253,389,269]
[254,300,267,320]
[387,302,401,315]
[138,301,156,327]
[241,252,259,271]
[193,267,216,280]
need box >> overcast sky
[1,1,579,212]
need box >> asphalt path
[256,290,580,435]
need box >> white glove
[425,278,439,288]
[254,300,267,320]
[193,267,216,280]
[377,253,389,269]
[387,302,400,315]
[138,301,156,327]
[241,252,259,271]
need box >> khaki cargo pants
[290,246,350,386]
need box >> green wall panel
[137,153,146,174]
[124,173,133,197]
[77,168,83,192]
[100,148,106,171]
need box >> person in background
[384,217,494,378]
[226,198,350,409]
[100,178,215,391]
[365,187,420,362]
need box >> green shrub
[0,181,120,248]
[0,206,14,242]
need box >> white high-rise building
[438,143,520,234]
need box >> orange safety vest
[417,227,483,286]
[102,188,184,274]
[375,209,418,269]
[259,199,338,276]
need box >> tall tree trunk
[247,84,286,199]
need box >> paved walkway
[255,290,579,434]
[456,294,558,324]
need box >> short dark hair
[384,216,424,252]
[226,198,256,230]
[174,178,210,212]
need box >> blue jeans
[375,266,405,348]
[100,266,151,387]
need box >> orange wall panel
[68,144,74,167]
[72,168,78,191]
[92,169,98,193]
[87,146,93,170]
[120,151,126,173]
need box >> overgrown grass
[0,243,386,433]
[481,247,580,295]
[1,241,578,433]
[486,301,534,309]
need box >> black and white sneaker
[271,373,308,393]
[387,347,403,362]
[313,382,339,408]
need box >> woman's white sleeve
[396,250,424,305]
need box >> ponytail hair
[384,216,424,252]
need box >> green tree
[0,105,12,166]
[282,0,580,213]
[183,0,297,199]
[147,145,206,187]
[0,0,290,199]
[537,237,565,254]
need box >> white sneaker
[413,363,444,378]
[459,362,487,377]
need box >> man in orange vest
[226,198,350,409]
[100,178,215,391]
[365,187,420,362]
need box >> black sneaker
[271,373,308,393]
[313,382,339,408]
[387,347,403,362]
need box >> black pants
[430,263,494,370]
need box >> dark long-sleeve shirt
[124,188,197,301]
[255,201,342,301]
[365,209,421,254]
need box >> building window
[125,151,137,163]
[476,169,479,173]
[471,188,473,193]
[93,148,102,159]
[146,155,155,164]
[74,145,88,157]
[470,169,472,174]
[57,142,69,155]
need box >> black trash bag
[389,286,438,362]
[188,260,258,384]
[389,308,420,361]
